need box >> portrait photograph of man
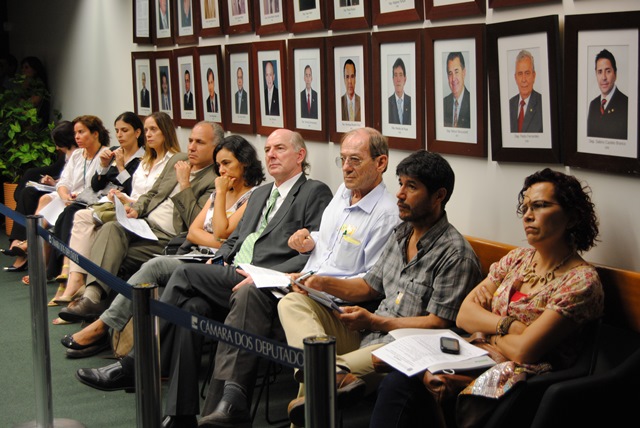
[139,70,150,109]
[234,65,248,115]
[181,0,193,28]
[157,0,170,31]
[263,60,280,116]
[509,49,543,133]
[159,67,171,112]
[183,68,194,111]
[443,52,470,129]
[341,59,361,122]
[300,64,318,119]
[205,68,219,113]
[388,57,411,125]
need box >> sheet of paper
[372,331,490,377]
[38,196,66,225]
[114,197,158,241]
[238,263,291,289]
[26,181,56,193]
[294,282,344,313]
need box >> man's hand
[338,306,373,331]
[125,205,139,218]
[174,160,192,190]
[233,268,254,292]
[288,228,315,253]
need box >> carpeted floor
[0,227,374,427]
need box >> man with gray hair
[509,50,543,133]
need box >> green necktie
[234,187,280,265]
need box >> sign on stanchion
[303,335,337,428]
[14,215,85,428]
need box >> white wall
[7,0,640,271]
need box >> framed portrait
[373,0,423,27]
[372,30,423,151]
[327,0,371,32]
[564,11,640,176]
[200,0,223,37]
[154,51,177,119]
[426,24,487,158]
[287,37,327,142]
[425,0,485,21]
[223,0,254,35]
[197,46,224,125]
[255,0,289,35]
[489,0,557,8]
[174,48,199,127]
[327,33,371,143]
[253,40,287,136]
[175,0,199,44]
[133,0,152,44]
[487,15,562,163]
[152,0,173,46]
[288,0,327,34]
[132,52,156,117]
[225,43,254,134]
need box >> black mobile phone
[211,254,224,265]
[440,336,460,354]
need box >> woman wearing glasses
[370,168,604,428]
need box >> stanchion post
[303,335,337,428]
[132,283,161,428]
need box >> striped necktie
[234,188,280,265]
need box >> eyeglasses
[335,155,373,168]
[517,200,560,217]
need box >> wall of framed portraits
[6,0,640,271]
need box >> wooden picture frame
[174,47,199,127]
[225,43,255,134]
[287,0,327,34]
[425,24,487,158]
[564,11,640,176]
[372,29,424,151]
[327,0,371,32]
[489,0,557,8]
[373,0,424,27]
[196,46,225,126]
[255,0,289,35]
[425,0,484,21]
[222,0,254,35]
[133,0,152,44]
[174,0,199,44]
[487,15,562,164]
[252,40,288,136]
[153,0,174,46]
[132,52,156,117]
[327,33,371,143]
[199,0,223,37]
[287,37,328,142]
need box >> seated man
[279,150,483,427]
[197,127,401,427]
[75,129,333,428]
[59,121,221,323]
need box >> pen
[294,270,315,286]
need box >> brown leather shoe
[287,372,366,427]
[58,297,109,323]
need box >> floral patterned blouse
[488,247,604,368]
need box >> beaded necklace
[521,250,574,287]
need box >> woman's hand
[99,149,114,168]
[113,148,125,172]
[472,284,494,311]
[40,175,55,185]
[214,175,235,194]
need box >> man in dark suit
[341,59,361,121]
[509,50,543,133]
[139,72,150,108]
[299,0,316,11]
[264,61,280,116]
[388,58,411,125]
[443,52,470,128]
[158,0,169,30]
[300,65,318,119]
[586,49,628,140]
[205,68,218,113]
[183,69,194,111]
[181,0,192,27]
[235,67,248,115]
[60,122,222,324]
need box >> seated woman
[50,111,181,314]
[2,115,110,272]
[370,168,604,428]
[60,135,264,354]
[1,121,76,265]
[50,111,146,285]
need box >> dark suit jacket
[299,0,316,10]
[206,93,219,113]
[388,94,411,125]
[264,86,280,116]
[587,88,628,140]
[235,89,248,114]
[300,88,318,119]
[443,87,471,128]
[218,175,332,273]
[140,88,150,108]
[510,90,543,133]
[341,93,361,122]
[184,92,194,110]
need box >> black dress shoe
[198,400,252,428]
[76,360,135,392]
[65,334,111,359]
[1,247,26,258]
[58,297,109,323]
[61,332,108,350]
[4,261,28,272]
[162,415,198,428]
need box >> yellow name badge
[395,292,404,305]
[343,235,361,245]
[340,224,360,245]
